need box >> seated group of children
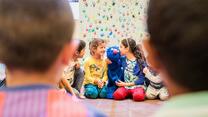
[60,38,169,101]
[1,0,208,116]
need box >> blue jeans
[71,68,84,92]
[84,84,107,99]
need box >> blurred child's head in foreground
[146,0,208,95]
[0,0,75,86]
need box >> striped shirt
[0,64,6,80]
[0,85,105,117]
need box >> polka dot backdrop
[80,0,149,46]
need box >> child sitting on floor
[113,38,146,101]
[137,43,169,100]
[59,39,86,98]
[84,38,108,99]
[143,67,169,100]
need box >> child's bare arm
[116,80,135,87]
[61,78,75,95]
[58,80,64,89]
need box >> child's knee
[159,87,169,101]
[133,88,145,101]
[84,87,98,99]
[113,91,125,100]
[159,93,169,101]
[145,87,158,100]
[113,87,127,100]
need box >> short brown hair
[89,38,105,55]
[77,40,86,53]
[0,0,74,72]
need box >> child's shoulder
[84,57,94,65]
[84,57,92,62]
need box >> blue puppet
[106,46,124,99]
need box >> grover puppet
[106,46,124,99]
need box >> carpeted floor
[82,99,164,117]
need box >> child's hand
[98,80,104,88]
[105,58,112,64]
[94,79,99,85]
[116,80,126,87]
[98,83,104,88]
[143,67,149,74]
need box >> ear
[74,51,79,56]
[61,40,78,65]
[143,39,161,72]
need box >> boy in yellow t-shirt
[84,39,108,99]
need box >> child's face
[78,48,86,58]
[94,43,106,57]
[120,43,128,56]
